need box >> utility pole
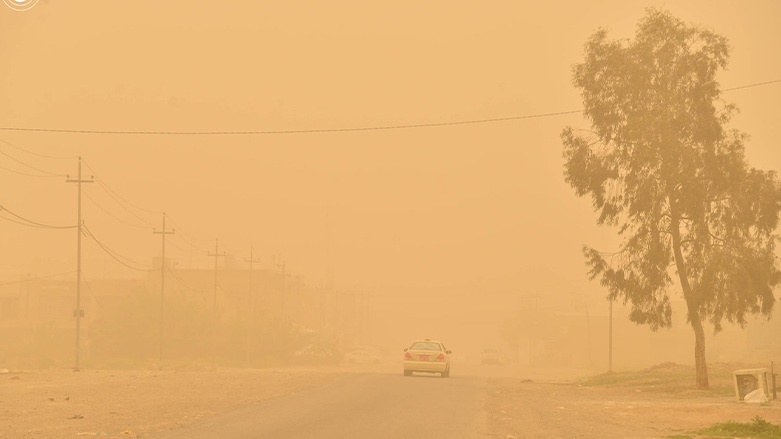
[333,288,340,343]
[526,292,540,367]
[66,157,93,371]
[356,291,364,345]
[319,283,326,334]
[363,292,371,345]
[278,261,286,326]
[608,299,613,373]
[208,239,225,367]
[244,247,260,366]
[153,213,174,369]
[585,298,592,369]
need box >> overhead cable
[0,78,777,136]
[81,225,154,272]
[0,204,77,229]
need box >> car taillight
[436,353,445,361]
[404,352,413,360]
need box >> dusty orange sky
[2,1,780,346]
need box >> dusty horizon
[2,1,780,370]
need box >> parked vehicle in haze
[481,348,506,365]
[343,349,383,364]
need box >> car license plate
[420,355,429,361]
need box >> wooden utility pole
[244,247,260,366]
[208,239,225,366]
[153,213,174,369]
[66,157,92,371]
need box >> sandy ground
[0,367,336,439]
[483,369,781,439]
[3,363,781,439]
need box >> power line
[0,162,62,178]
[83,160,211,255]
[0,271,76,287]
[87,167,161,215]
[81,161,157,227]
[78,269,96,301]
[722,79,781,92]
[0,142,65,176]
[80,161,221,269]
[97,185,159,218]
[0,213,69,229]
[215,239,240,256]
[81,161,212,256]
[0,110,583,135]
[166,224,209,254]
[83,191,152,230]
[0,79,777,137]
[165,264,202,293]
[0,137,75,160]
[174,233,208,254]
[165,215,213,246]
[82,225,154,272]
[165,237,203,256]
[0,204,77,229]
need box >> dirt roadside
[484,366,781,439]
[3,364,781,439]
[0,367,337,439]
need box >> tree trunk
[669,199,710,389]
[689,309,709,389]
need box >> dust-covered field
[1,367,336,439]
[2,362,781,439]
[485,362,781,439]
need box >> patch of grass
[578,362,745,396]
[694,416,781,438]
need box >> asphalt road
[156,370,488,439]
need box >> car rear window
[410,342,441,351]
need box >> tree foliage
[562,9,781,387]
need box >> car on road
[343,349,383,364]
[403,339,452,377]
[292,343,341,365]
[480,348,506,365]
